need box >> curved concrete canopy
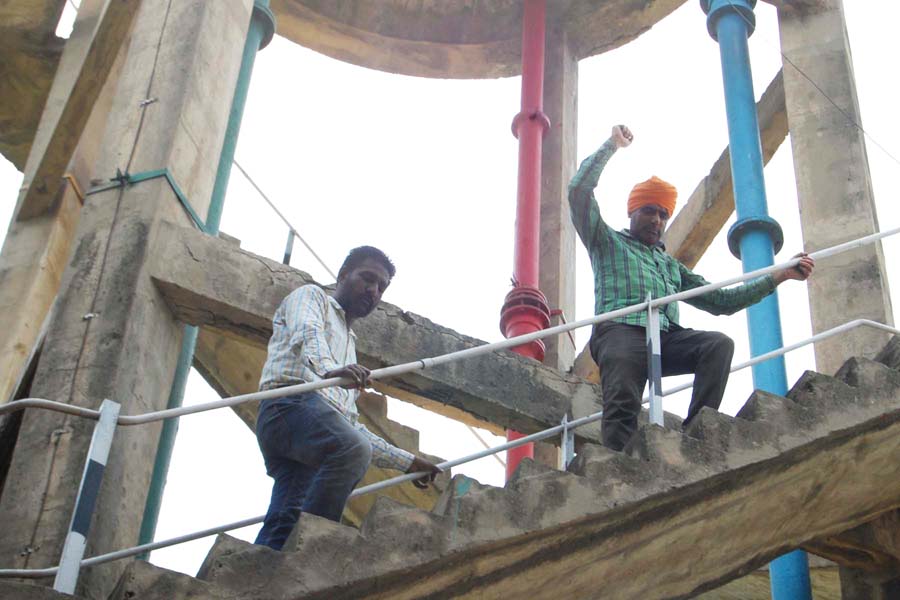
[0,0,64,169]
[271,0,688,79]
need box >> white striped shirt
[259,284,414,471]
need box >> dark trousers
[590,322,734,451]
[254,393,373,550]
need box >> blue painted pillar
[700,1,812,599]
[137,0,276,556]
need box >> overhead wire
[724,0,900,169]
[232,159,337,281]
[221,167,507,466]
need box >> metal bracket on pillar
[252,0,277,50]
[701,0,757,40]
[511,110,551,139]
[727,216,784,259]
[499,285,552,361]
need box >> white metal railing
[4,224,897,428]
[643,319,900,405]
[3,316,896,582]
[0,225,897,588]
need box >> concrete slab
[149,220,604,443]
[270,1,687,79]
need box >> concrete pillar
[539,25,578,374]
[778,0,894,375]
[534,24,578,469]
[839,566,900,600]
[0,1,252,597]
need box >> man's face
[335,257,391,320]
[629,204,669,246]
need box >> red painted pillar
[501,0,551,481]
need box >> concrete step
[874,335,900,371]
[110,338,900,600]
[110,559,231,600]
[0,581,80,599]
[836,356,900,396]
[683,407,779,470]
[624,424,728,481]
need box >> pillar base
[727,215,784,259]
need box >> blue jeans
[254,392,372,550]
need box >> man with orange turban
[568,125,814,451]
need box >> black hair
[338,246,396,280]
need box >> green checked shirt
[568,139,777,332]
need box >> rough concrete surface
[0,580,78,600]
[0,1,64,169]
[271,0,686,79]
[107,341,900,599]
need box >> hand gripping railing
[0,225,898,588]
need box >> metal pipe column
[701,1,812,598]
[138,0,276,555]
[500,0,552,480]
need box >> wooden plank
[15,0,140,220]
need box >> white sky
[2,0,899,578]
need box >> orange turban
[627,176,677,217]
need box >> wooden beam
[806,510,900,574]
[665,70,787,268]
[149,221,604,442]
[15,0,139,220]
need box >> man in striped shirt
[569,125,814,451]
[255,246,441,550]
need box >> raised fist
[611,125,633,148]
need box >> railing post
[53,399,121,594]
[646,295,664,426]
[282,229,295,265]
[559,413,575,470]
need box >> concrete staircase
[6,338,900,599]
